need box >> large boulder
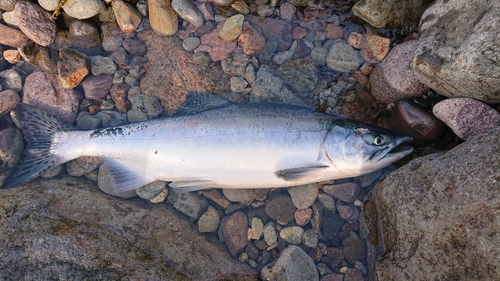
[413,0,500,103]
[363,127,500,280]
[0,176,258,280]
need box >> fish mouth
[371,136,414,164]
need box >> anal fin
[100,158,155,192]
[275,165,329,181]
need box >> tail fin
[1,104,66,189]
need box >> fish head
[323,120,414,177]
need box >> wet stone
[135,180,166,199]
[167,189,209,220]
[0,127,23,171]
[148,0,178,36]
[199,22,237,61]
[310,47,328,66]
[112,0,143,33]
[202,189,230,208]
[68,20,101,49]
[360,34,390,63]
[66,156,102,177]
[0,23,27,48]
[250,217,264,240]
[219,211,248,256]
[261,245,319,281]
[288,183,319,209]
[303,229,318,248]
[277,58,318,92]
[317,263,333,276]
[172,0,204,27]
[57,48,90,89]
[322,273,344,281]
[322,214,344,242]
[316,193,336,212]
[343,239,367,265]
[15,1,56,47]
[327,247,344,267]
[324,23,343,40]
[265,192,296,225]
[295,208,313,226]
[0,90,20,115]
[0,69,22,92]
[237,22,266,56]
[3,50,21,65]
[244,15,292,52]
[323,182,360,203]
[76,113,101,129]
[123,38,147,56]
[230,76,248,92]
[344,268,364,281]
[91,55,117,76]
[182,37,201,52]
[197,205,220,233]
[245,242,259,261]
[110,83,132,113]
[82,74,114,101]
[110,47,130,66]
[326,40,363,72]
[97,164,137,199]
[263,222,277,246]
[63,0,105,19]
[280,2,296,22]
[348,32,362,49]
[40,165,62,178]
[280,226,304,245]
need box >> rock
[38,0,58,11]
[324,23,343,40]
[292,27,307,40]
[63,0,105,19]
[110,47,130,66]
[360,34,390,63]
[40,165,62,178]
[22,71,79,123]
[172,0,204,27]
[244,15,292,52]
[366,127,500,280]
[219,211,248,256]
[148,0,178,36]
[370,40,429,103]
[288,183,319,209]
[390,99,445,144]
[414,0,500,103]
[433,98,500,141]
[302,229,318,248]
[0,127,23,172]
[337,205,359,221]
[352,0,433,29]
[91,55,117,76]
[0,90,20,115]
[343,239,366,265]
[182,37,201,52]
[0,69,22,92]
[76,113,101,129]
[265,192,296,225]
[230,0,249,15]
[198,205,221,233]
[0,176,258,279]
[310,47,328,66]
[326,41,363,72]
[3,50,21,64]
[219,14,244,42]
[317,193,336,212]
[280,3,296,22]
[167,189,209,220]
[202,190,231,208]
[199,21,237,61]
[66,156,102,177]
[82,75,113,101]
[280,226,304,245]
[0,23,27,48]
[134,180,167,199]
[261,245,319,281]
[230,76,248,92]
[344,268,364,281]
[222,189,267,205]
[297,6,330,31]
[327,247,344,267]
[112,0,142,33]
[97,164,138,198]
[250,217,263,239]
[68,20,101,49]
[321,214,344,243]
[14,1,56,47]
[277,58,318,93]
[139,29,234,115]
[348,32,363,49]
[123,38,147,56]
[322,273,344,281]
[294,208,313,226]
[57,48,90,89]
[208,0,234,6]
[323,182,360,203]
[263,222,277,246]
[0,0,20,10]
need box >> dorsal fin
[175,92,233,115]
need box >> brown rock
[82,74,114,101]
[112,0,142,33]
[110,83,132,112]
[348,32,363,49]
[199,22,237,61]
[22,71,79,123]
[0,90,20,115]
[321,273,344,281]
[219,14,244,42]
[34,47,58,74]
[244,15,292,51]
[3,50,21,64]
[68,20,101,49]
[15,1,56,47]
[66,156,102,177]
[323,182,360,203]
[327,247,344,267]
[148,0,178,36]
[292,27,307,39]
[294,208,313,226]
[57,48,90,89]
[202,189,231,208]
[237,22,266,56]
[324,23,343,40]
[209,0,234,6]
[280,2,296,22]
[297,6,330,30]
[219,211,248,256]
[0,23,28,48]
[123,38,147,56]
[360,34,390,63]
[138,29,234,115]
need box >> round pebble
[279,226,304,245]
[294,208,313,226]
[135,180,167,199]
[182,37,201,52]
[263,222,277,246]
[198,205,221,233]
[302,229,318,248]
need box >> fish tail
[1,103,67,189]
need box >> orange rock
[57,48,90,89]
[347,32,362,49]
[360,34,391,63]
[0,23,28,48]
[360,62,374,75]
[292,27,307,39]
[324,23,343,40]
[3,50,21,64]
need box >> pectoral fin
[275,165,329,181]
[100,158,155,192]
[169,179,216,192]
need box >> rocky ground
[0,0,500,280]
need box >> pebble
[348,32,363,49]
[433,97,500,141]
[167,189,209,220]
[76,113,102,129]
[369,40,429,103]
[238,251,248,262]
[149,188,168,203]
[112,0,143,33]
[0,23,27,48]
[0,127,23,170]
[2,11,18,26]
[263,222,277,246]
[310,47,328,65]
[230,0,249,15]
[324,23,343,40]
[261,245,319,281]
[265,192,296,225]
[294,208,313,226]
[135,180,167,199]
[0,69,22,93]
[38,0,59,11]
[219,14,244,42]
[91,55,117,76]
[317,263,333,275]
[122,38,147,56]
[172,0,204,27]
[292,27,307,40]
[342,231,359,246]
[96,164,138,198]
[310,202,323,233]
[82,74,114,101]
[288,183,319,209]
[66,156,102,176]
[197,205,221,233]
[326,41,363,72]
[68,20,101,49]
[3,50,21,65]
[245,15,292,52]
[277,58,318,92]
[280,226,304,245]
[0,90,20,115]
[317,193,336,212]
[22,71,78,123]
[110,47,129,66]
[344,268,364,281]
[182,37,201,52]
[202,190,231,208]
[62,0,105,19]
[343,239,367,265]
[245,242,259,260]
[40,165,62,178]
[249,217,263,239]
[280,2,296,22]
[57,48,90,89]
[14,2,56,47]
[219,211,248,256]
[321,273,344,281]
[148,0,178,36]
[360,34,390,63]
[223,189,255,204]
[199,22,237,61]
[327,247,344,267]
[322,214,344,244]
[390,99,445,144]
[303,229,318,248]
[337,205,359,221]
[230,76,248,92]
[322,182,360,203]
[237,22,266,56]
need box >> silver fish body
[1,93,413,191]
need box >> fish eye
[373,135,385,146]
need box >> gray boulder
[363,126,500,280]
[413,0,500,103]
[0,176,258,280]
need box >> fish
[0,92,414,191]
